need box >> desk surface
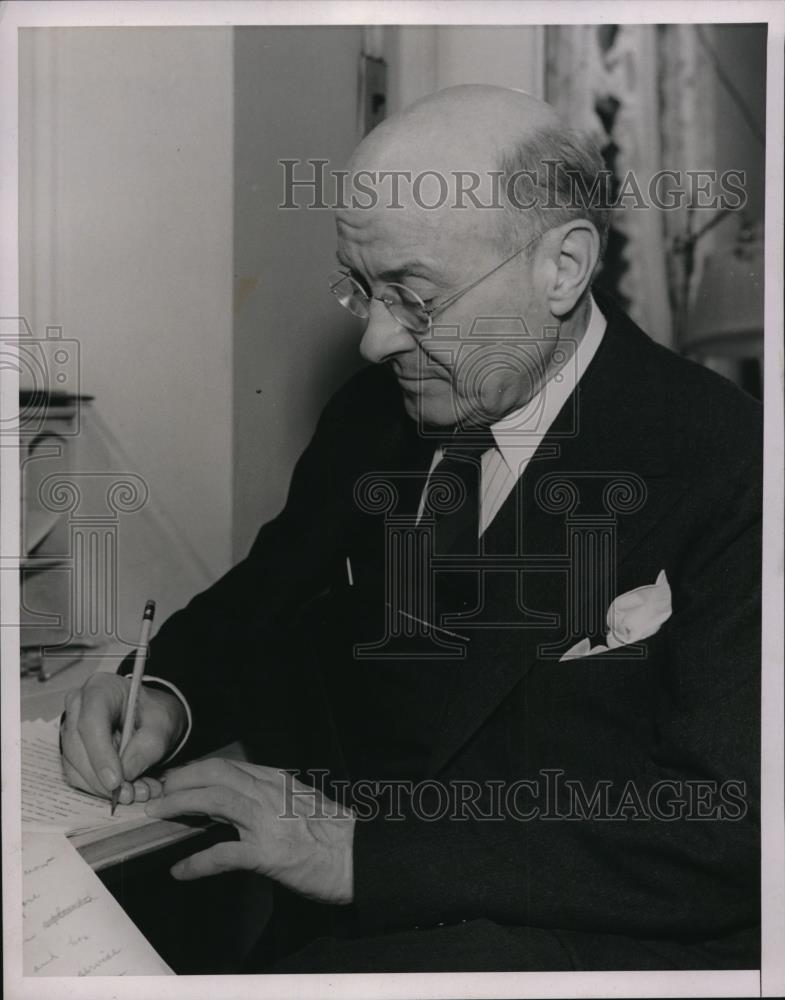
[71,817,211,871]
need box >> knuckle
[206,758,232,783]
[250,799,271,831]
[266,780,288,810]
[212,786,234,811]
[145,778,163,798]
[84,672,124,709]
[83,672,111,696]
[212,843,236,870]
[75,712,102,750]
[75,713,91,742]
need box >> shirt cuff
[130,675,192,764]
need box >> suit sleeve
[352,459,761,939]
[121,396,349,761]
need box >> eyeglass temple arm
[425,232,543,320]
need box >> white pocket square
[559,570,672,662]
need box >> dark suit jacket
[135,295,762,971]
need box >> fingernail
[100,767,119,790]
[170,863,184,878]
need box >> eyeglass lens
[328,272,430,333]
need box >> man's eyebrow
[377,263,439,283]
[334,253,441,284]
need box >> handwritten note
[23,832,172,975]
[22,718,151,836]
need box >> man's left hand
[145,758,355,905]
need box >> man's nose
[358,299,415,364]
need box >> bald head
[343,85,608,260]
[350,85,564,180]
[330,85,607,428]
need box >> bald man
[61,86,761,972]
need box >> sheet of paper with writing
[21,718,151,836]
[22,832,173,975]
[21,715,232,869]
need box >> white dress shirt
[417,294,606,534]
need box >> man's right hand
[60,673,187,806]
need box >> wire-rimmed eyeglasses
[327,230,544,335]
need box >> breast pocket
[508,631,668,783]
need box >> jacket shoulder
[599,299,762,476]
[321,363,402,423]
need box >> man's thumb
[120,728,167,782]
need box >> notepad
[22,831,173,975]
[21,717,153,837]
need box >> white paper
[21,717,152,836]
[22,831,172,976]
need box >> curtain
[545,24,722,351]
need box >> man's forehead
[338,225,446,286]
[342,157,505,213]
[334,189,500,261]
[333,84,563,254]
[335,202,432,239]
[334,210,443,274]
[348,96,513,179]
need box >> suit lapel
[428,301,687,777]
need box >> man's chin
[399,383,459,428]
[398,383,498,430]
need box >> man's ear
[544,220,600,317]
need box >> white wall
[19,28,234,600]
[232,25,546,559]
[385,26,545,113]
[232,26,365,559]
[436,26,545,98]
[19,25,550,588]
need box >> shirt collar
[489,294,607,473]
